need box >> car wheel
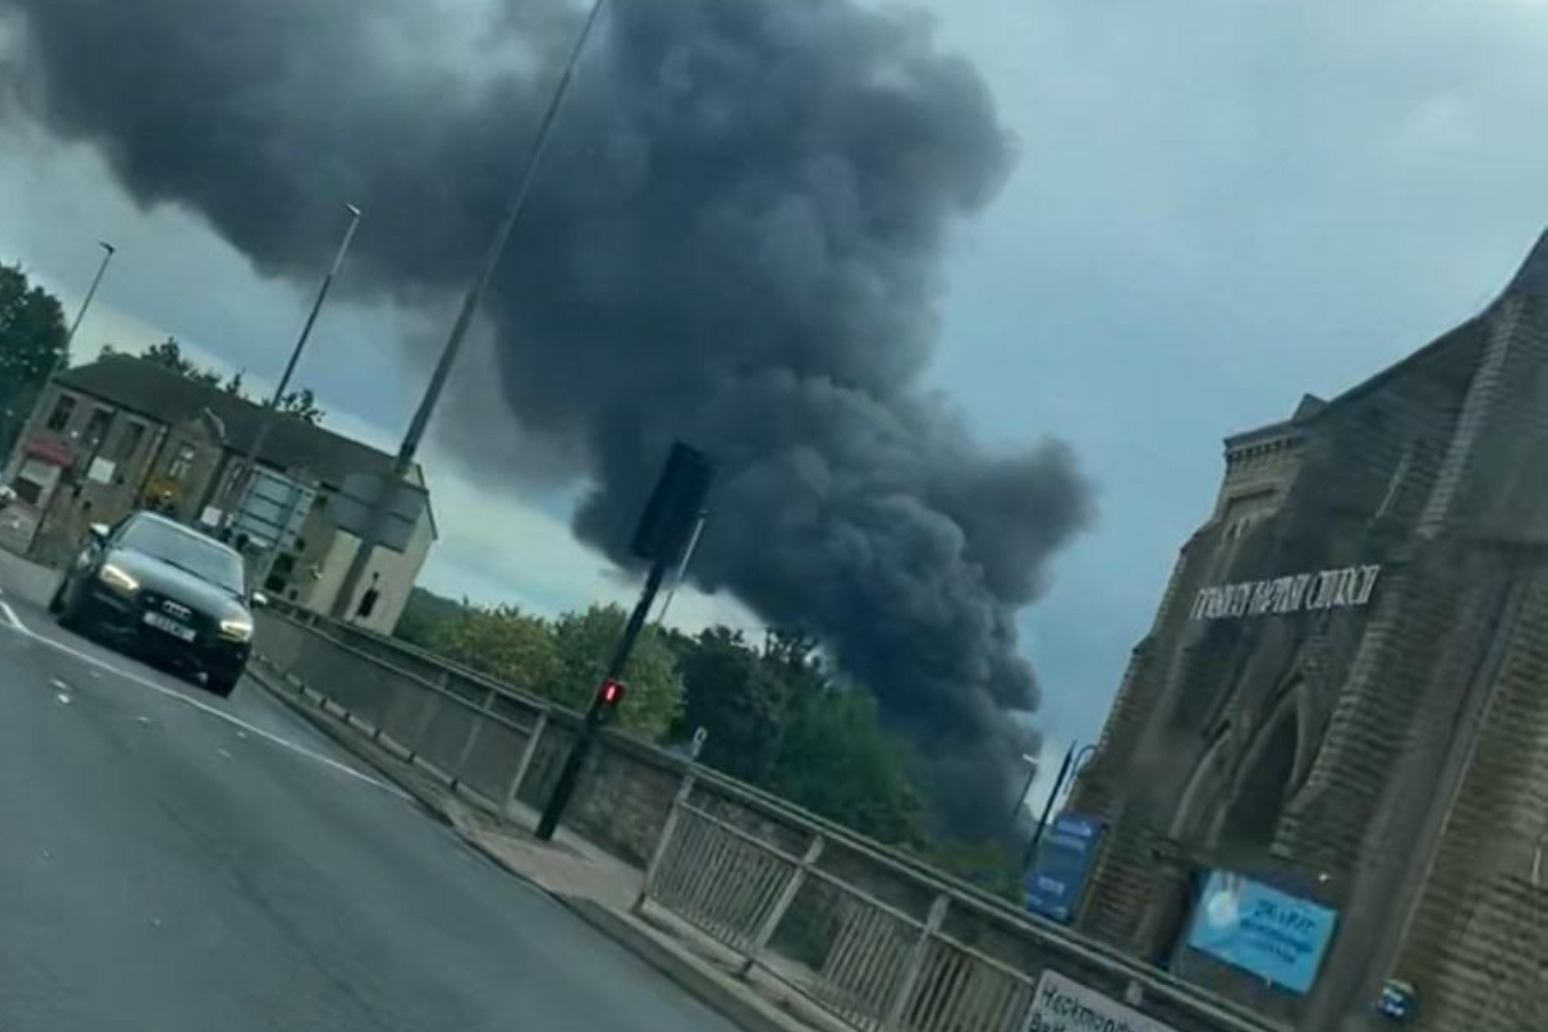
[55,582,84,631]
[207,670,240,699]
[47,576,68,615]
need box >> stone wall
[1066,243,1548,1032]
[1392,562,1548,1032]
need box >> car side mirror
[89,523,111,546]
[250,591,269,609]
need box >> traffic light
[594,679,627,718]
[630,442,715,563]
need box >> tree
[0,264,68,449]
[675,627,790,782]
[419,600,683,742]
[768,684,925,847]
[539,604,683,741]
[278,387,325,425]
[427,603,557,697]
[395,586,467,648]
[141,336,219,385]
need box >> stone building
[1068,230,1548,1032]
[1,353,436,634]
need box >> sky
[4,0,1548,808]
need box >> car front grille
[138,591,212,639]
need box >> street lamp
[226,202,362,540]
[329,0,612,619]
[654,508,709,626]
[1013,753,1039,818]
[50,241,116,381]
[28,241,114,553]
[1021,741,1098,871]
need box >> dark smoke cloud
[0,0,1092,836]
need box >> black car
[48,512,265,697]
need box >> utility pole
[226,203,361,538]
[330,0,610,619]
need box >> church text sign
[1190,565,1380,622]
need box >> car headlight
[98,563,140,594]
[218,617,254,642]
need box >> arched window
[1212,684,1307,850]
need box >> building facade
[1068,231,1548,1032]
[1,354,436,634]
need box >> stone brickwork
[1070,231,1548,1031]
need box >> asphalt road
[0,557,738,1032]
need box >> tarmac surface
[0,553,738,1032]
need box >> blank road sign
[331,472,427,554]
[232,468,315,551]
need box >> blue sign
[1024,814,1105,923]
[1186,871,1338,994]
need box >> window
[117,516,246,596]
[167,444,198,482]
[109,421,146,463]
[80,407,113,457]
[12,457,54,506]
[45,394,76,432]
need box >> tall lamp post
[1021,742,1097,871]
[225,202,362,540]
[329,0,610,619]
[51,241,116,381]
[0,241,112,460]
[1013,753,1039,818]
[29,241,114,561]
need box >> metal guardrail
[253,605,1277,1032]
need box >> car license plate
[143,611,196,642]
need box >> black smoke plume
[0,0,1092,837]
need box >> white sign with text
[1190,564,1380,622]
[1024,970,1181,1032]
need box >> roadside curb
[246,661,817,1032]
[556,896,805,1032]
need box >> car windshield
[117,518,246,596]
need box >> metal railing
[637,784,1021,1031]
[635,773,1274,1032]
[253,605,1277,1032]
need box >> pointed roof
[56,354,421,492]
[1505,228,1548,296]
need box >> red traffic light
[596,679,627,708]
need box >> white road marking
[0,604,405,799]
